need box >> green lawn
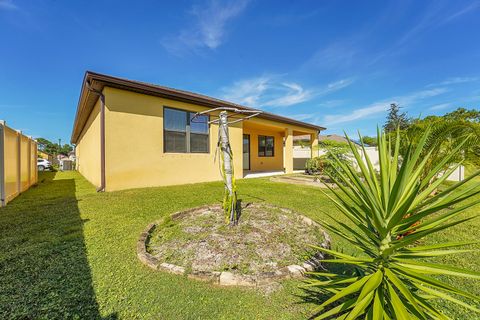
[0,171,478,319]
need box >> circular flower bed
[137,203,330,287]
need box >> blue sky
[1,0,479,144]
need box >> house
[68,151,76,161]
[70,72,325,191]
[38,150,54,163]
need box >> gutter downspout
[86,81,106,192]
[0,120,5,206]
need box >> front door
[243,134,250,170]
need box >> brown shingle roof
[318,134,349,143]
[71,71,326,144]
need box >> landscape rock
[219,272,256,287]
[188,270,220,283]
[287,265,305,277]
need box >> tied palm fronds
[216,123,238,225]
[219,143,237,224]
[307,128,480,319]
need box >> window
[164,107,209,153]
[258,135,274,157]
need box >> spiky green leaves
[307,128,480,319]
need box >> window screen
[164,107,209,153]
[189,113,209,153]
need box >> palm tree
[398,116,480,179]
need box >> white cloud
[404,87,449,100]
[427,77,478,87]
[284,113,314,121]
[0,0,17,10]
[304,3,480,72]
[318,99,347,108]
[221,76,354,108]
[262,82,314,107]
[324,87,448,125]
[163,0,249,55]
[429,103,451,111]
[305,41,358,70]
[444,1,480,23]
[221,76,270,106]
[321,78,354,94]
[324,102,387,125]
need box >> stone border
[137,203,331,287]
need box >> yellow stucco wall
[30,140,38,185]
[4,126,19,202]
[242,126,285,172]
[102,87,243,191]
[1,125,38,205]
[76,99,101,187]
[20,135,30,192]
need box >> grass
[0,171,478,319]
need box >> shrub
[307,129,480,319]
[305,156,326,175]
[306,140,354,182]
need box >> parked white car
[37,158,51,171]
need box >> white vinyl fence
[293,146,322,169]
[0,120,38,206]
[294,145,464,181]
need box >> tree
[398,107,480,173]
[37,138,58,155]
[307,130,480,319]
[36,138,73,156]
[59,144,73,155]
[360,135,378,146]
[384,103,410,133]
[443,107,480,122]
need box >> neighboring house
[38,150,54,163]
[68,151,76,161]
[318,134,354,144]
[57,154,69,161]
[71,71,325,191]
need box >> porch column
[284,128,293,174]
[311,132,318,158]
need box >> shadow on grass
[0,172,117,319]
[295,262,359,319]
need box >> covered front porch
[241,120,318,178]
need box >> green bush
[306,140,353,181]
[305,156,326,174]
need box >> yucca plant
[306,128,480,319]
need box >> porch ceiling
[243,121,315,136]
[243,120,284,133]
